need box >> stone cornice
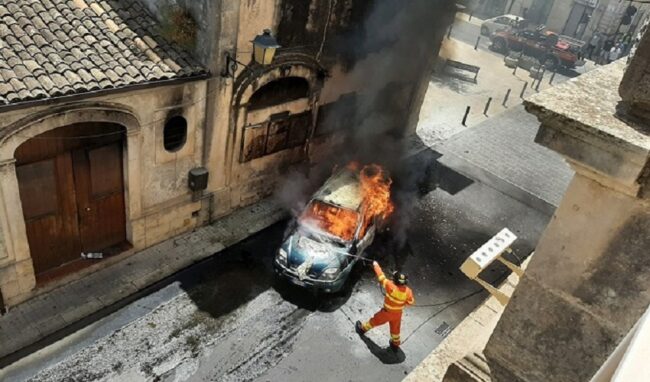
[525,60,650,198]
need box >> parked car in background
[481,14,528,36]
[490,28,585,70]
[274,165,392,293]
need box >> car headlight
[277,248,288,266]
[321,267,340,280]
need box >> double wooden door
[15,124,126,276]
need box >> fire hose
[345,250,521,308]
[335,249,523,344]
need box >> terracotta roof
[0,0,207,106]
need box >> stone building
[434,23,650,382]
[475,0,650,40]
[0,0,453,309]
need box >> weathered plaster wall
[544,1,573,33]
[0,79,209,306]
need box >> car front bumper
[273,261,347,293]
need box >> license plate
[290,278,306,287]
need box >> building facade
[0,0,453,308]
[467,0,650,40]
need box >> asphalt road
[2,150,552,382]
[449,18,492,52]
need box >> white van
[481,14,527,36]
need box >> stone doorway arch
[0,103,142,288]
[226,56,325,207]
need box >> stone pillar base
[443,353,493,382]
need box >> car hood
[283,232,347,274]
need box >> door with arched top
[15,123,127,279]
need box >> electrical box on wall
[188,167,209,191]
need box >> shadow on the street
[180,223,286,319]
[272,270,359,313]
[430,71,473,93]
[357,332,406,364]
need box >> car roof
[490,14,523,21]
[312,169,363,211]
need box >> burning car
[274,163,394,293]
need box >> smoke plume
[276,0,454,246]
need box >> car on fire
[490,28,585,70]
[274,164,393,293]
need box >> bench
[444,59,480,83]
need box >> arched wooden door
[15,123,127,278]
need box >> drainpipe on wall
[0,287,6,315]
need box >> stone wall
[0,79,209,306]
[483,59,650,381]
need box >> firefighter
[356,261,414,351]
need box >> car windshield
[299,200,359,242]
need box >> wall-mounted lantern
[222,29,281,78]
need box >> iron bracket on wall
[221,52,252,78]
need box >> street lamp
[221,29,281,78]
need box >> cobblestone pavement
[436,104,574,215]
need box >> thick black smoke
[276,0,455,246]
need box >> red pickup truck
[490,29,585,70]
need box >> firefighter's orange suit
[361,263,415,346]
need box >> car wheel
[481,26,489,36]
[493,38,507,53]
[543,56,559,70]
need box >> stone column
[482,56,650,380]
[0,159,36,307]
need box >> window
[241,111,311,162]
[163,116,187,152]
[315,93,357,136]
[248,77,310,110]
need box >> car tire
[481,26,489,36]
[493,38,507,53]
[542,55,559,70]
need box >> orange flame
[301,162,394,241]
[359,164,394,234]
[305,201,358,241]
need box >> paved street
[449,17,492,52]
[416,15,598,149]
[1,150,551,382]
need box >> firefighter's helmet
[393,271,408,286]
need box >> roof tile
[0,0,205,106]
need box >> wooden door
[15,123,126,276]
[73,142,126,252]
[16,154,81,274]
